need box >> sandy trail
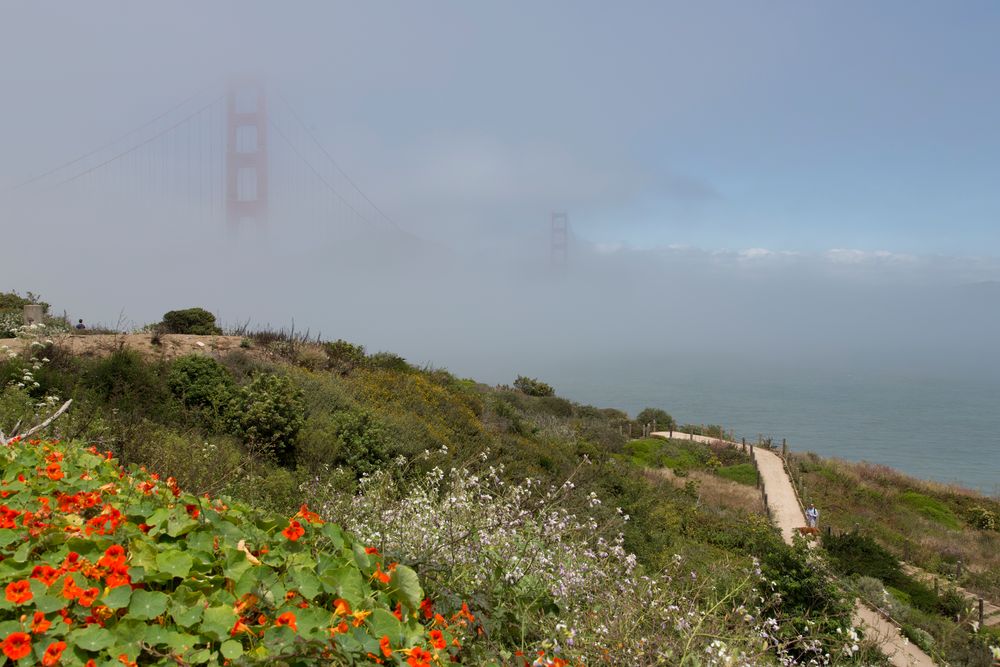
[651,431,936,667]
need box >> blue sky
[2,1,1000,260]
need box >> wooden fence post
[652,419,657,433]
[979,598,984,628]
[782,438,787,457]
[741,437,746,452]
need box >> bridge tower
[226,79,269,231]
[550,211,569,267]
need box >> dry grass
[646,467,765,515]
[789,451,1000,601]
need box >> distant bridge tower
[226,79,269,231]
[550,211,569,267]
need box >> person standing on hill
[75,319,86,330]
[806,503,819,528]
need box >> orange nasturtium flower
[78,587,99,608]
[405,646,433,667]
[41,641,67,666]
[380,635,393,657]
[45,463,64,481]
[333,598,352,617]
[430,629,446,650]
[274,612,298,632]
[30,612,52,634]
[282,519,305,541]
[2,632,32,661]
[5,580,32,605]
[62,575,84,600]
[351,609,372,627]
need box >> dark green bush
[159,307,222,335]
[167,354,234,410]
[324,339,367,374]
[367,351,412,373]
[0,290,48,313]
[84,349,170,417]
[636,407,675,430]
[823,531,902,584]
[330,408,391,478]
[513,375,554,397]
[227,373,305,463]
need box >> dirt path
[1,333,247,361]
[651,431,936,667]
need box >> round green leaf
[156,549,194,578]
[129,589,169,620]
[68,624,114,651]
[220,640,244,660]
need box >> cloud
[824,248,917,265]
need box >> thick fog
[2,2,1000,412]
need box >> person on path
[806,503,819,528]
[75,319,86,330]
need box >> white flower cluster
[313,459,842,665]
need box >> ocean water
[540,361,1000,495]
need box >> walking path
[651,430,936,667]
[901,564,1000,628]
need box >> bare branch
[3,399,73,445]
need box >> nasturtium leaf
[329,564,366,606]
[294,606,334,640]
[223,549,254,582]
[164,632,199,652]
[128,589,169,620]
[127,538,158,571]
[367,608,403,643]
[145,507,171,531]
[0,531,20,548]
[288,567,322,600]
[156,549,194,578]
[169,600,204,628]
[321,523,346,549]
[187,648,214,664]
[390,564,423,611]
[167,508,199,537]
[186,531,214,554]
[201,604,238,642]
[68,624,114,651]
[101,583,132,609]
[111,618,149,655]
[220,640,244,660]
[12,540,30,563]
[352,543,371,570]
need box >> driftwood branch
[1,399,73,445]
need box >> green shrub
[159,307,222,335]
[636,407,675,430]
[967,505,998,531]
[513,375,554,397]
[167,355,235,410]
[84,349,170,416]
[0,289,48,313]
[227,373,305,463]
[823,531,902,584]
[330,408,391,478]
[324,339,366,375]
[367,351,411,373]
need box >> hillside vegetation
[3,300,998,664]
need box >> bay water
[540,359,1000,496]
